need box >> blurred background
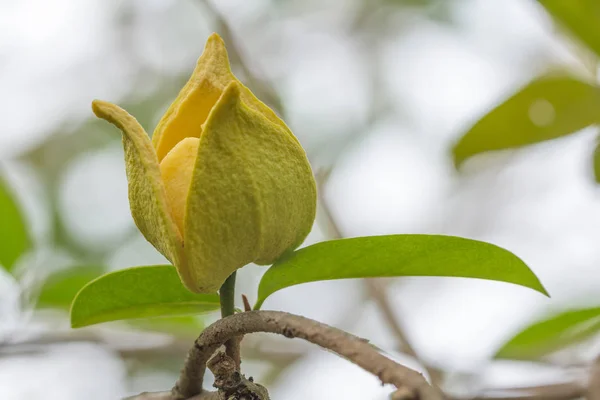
[1,0,600,398]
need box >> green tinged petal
[152,33,298,162]
[91,101,193,290]
[183,82,316,293]
[93,33,316,294]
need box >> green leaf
[539,0,600,57]
[255,235,548,309]
[453,76,600,168]
[38,265,104,309]
[0,175,31,272]
[593,138,600,183]
[129,315,205,336]
[496,306,600,360]
[70,265,220,328]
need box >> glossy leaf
[255,235,548,309]
[496,306,600,360]
[70,265,220,328]
[0,175,31,272]
[38,265,104,309]
[540,0,600,57]
[453,76,600,168]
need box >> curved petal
[91,101,192,288]
[152,33,298,162]
[182,82,317,293]
[159,137,199,235]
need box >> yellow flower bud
[92,33,316,293]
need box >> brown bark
[167,310,442,400]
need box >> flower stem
[219,271,236,318]
[219,271,241,369]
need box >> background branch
[196,0,284,116]
[450,381,585,400]
[588,357,600,400]
[316,169,441,384]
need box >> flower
[92,33,316,293]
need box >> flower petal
[183,82,317,293]
[91,101,192,288]
[152,33,298,162]
[151,33,235,161]
[159,137,199,236]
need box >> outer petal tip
[91,99,115,120]
[221,81,242,103]
[91,98,185,284]
[206,32,225,45]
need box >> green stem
[219,271,236,318]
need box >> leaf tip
[69,295,84,329]
[68,272,99,329]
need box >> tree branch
[171,310,443,400]
[316,169,442,385]
[365,279,443,385]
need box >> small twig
[363,280,417,359]
[196,0,284,116]
[316,169,442,384]
[365,279,443,384]
[242,294,252,312]
[171,310,443,400]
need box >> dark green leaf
[70,265,220,328]
[255,235,548,309]
[0,175,31,271]
[539,0,600,57]
[38,265,104,309]
[496,306,600,360]
[453,76,600,168]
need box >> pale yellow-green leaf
[453,76,600,168]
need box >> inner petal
[159,137,199,237]
[155,81,224,162]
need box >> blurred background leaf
[0,175,31,272]
[496,306,600,361]
[594,136,600,182]
[539,0,600,57]
[453,75,600,168]
[37,265,105,309]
